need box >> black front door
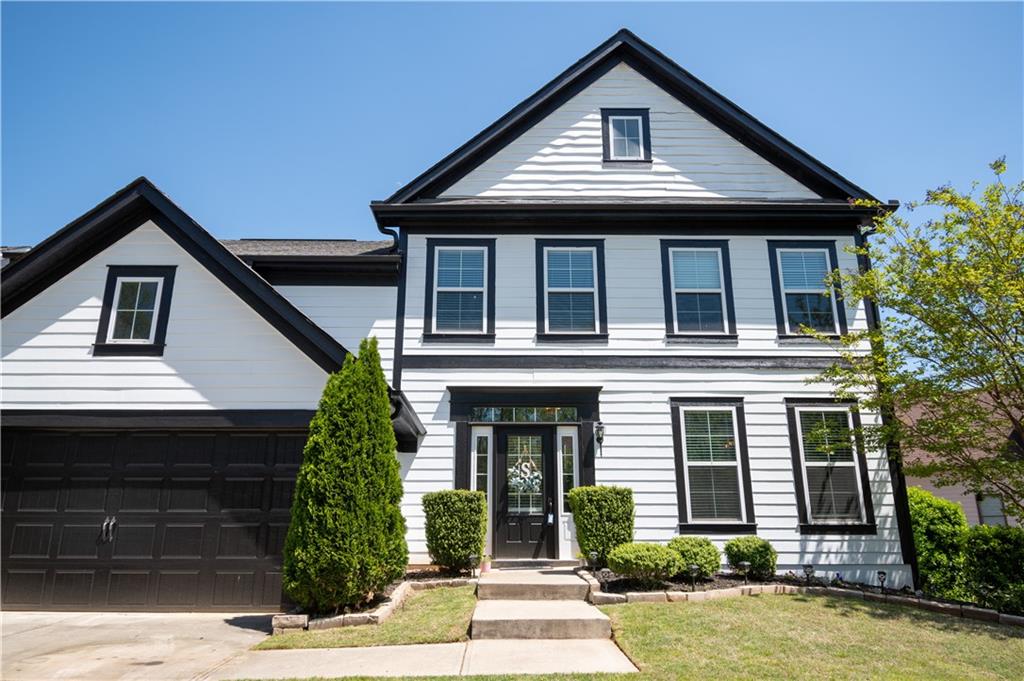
[494,427,556,559]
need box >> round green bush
[963,524,1024,614]
[607,542,683,583]
[723,536,777,580]
[667,536,720,578]
[907,486,968,598]
[423,489,487,572]
[567,486,634,567]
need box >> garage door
[1,427,306,611]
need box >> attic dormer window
[601,108,651,163]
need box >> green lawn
[255,592,1024,680]
[255,585,476,650]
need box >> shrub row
[909,486,1024,614]
[605,535,777,583]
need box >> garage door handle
[101,517,111,542]
[108,516,118,542]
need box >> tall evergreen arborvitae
[283,337,407,613]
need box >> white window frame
[543,246,599,334]
[105,276,164,344]
[556,425,579,514]
[794,406,866,524]
[607,114,645,161]
[669,247,728,335]
[432,246,488,334]
[775,247,840,335]
[677,405,746,524]
[470,426,493,530]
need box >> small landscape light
[588,550,599,568]
[688,563,700,591]
[877,570,887,591]
[738,560,751,585]
[803,563,814,585]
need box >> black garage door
[1,427,305,611]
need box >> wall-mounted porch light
[595,421,606,445]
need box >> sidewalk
[208,639,637,679]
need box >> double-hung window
[93,265,176,356]
[662,241,735,336]
[425,239,495,339]
[786,400,875,533]
[601,108,651,162]
[768,242,847,336]
[671,398,755,532]
[536,240,607,338]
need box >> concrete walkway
[211,639,637,679]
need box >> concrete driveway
[1,611,271,681]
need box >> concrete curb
[273,578,478,634]
[581,575,1018,628]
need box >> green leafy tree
[814,160,1024,521]
[283,337,407,614]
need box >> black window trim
[535,239,608,343]
[93,265,176,356]
[660,239,738,340]
[423,238,496,342]
[600,108,652,164]
[767,240,849,339]
[785,397,877,535]
[670,397,757,534]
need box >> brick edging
[271,577,478,635]
[576,570,1022,628]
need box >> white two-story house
[1,29,916,612]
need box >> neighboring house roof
[378,28,880,207]
[221,239,394,257]
[0,177,351,373]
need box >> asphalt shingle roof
[220,239,394,258]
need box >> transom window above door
[536,240,608,340]
[661,240,736,338]
[601,108,652,162]
[424,239,496,340]
[93,265,176,356]
[768,241,848,337]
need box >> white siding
[399,367,912,588]
[441,63,819,200]
[404,233,867,355]
[275,285,397,383]
[1,222,328,410]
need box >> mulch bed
[593,568,916,596]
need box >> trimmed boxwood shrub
[423,489,487,572]
[567,486,634,567]
[723,536,777,580]
[667,536,720,578]
[963,524,1024,614]
[907,486,968,598]
[607,542,683,584]
[283,338,408,614]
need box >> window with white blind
[669,248,727,334]
[544,247,598,333]
[679,407,745,522]
[795,408,865,522]
[977,495,1007,526]
[433,247,487,333]
[775,248,839,334]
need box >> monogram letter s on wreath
[508,459,542,494]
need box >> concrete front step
[471,600,612,639]
[477,568,589,601]
[490,559,579,569]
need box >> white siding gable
[2,222,328,410]
[441,63,820,200]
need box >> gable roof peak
[378,29,876,206]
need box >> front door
[494,427,556,559]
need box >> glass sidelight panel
[506,435,544,514]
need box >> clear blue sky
[3,2,1021,246]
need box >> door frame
[493,425,557,559]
